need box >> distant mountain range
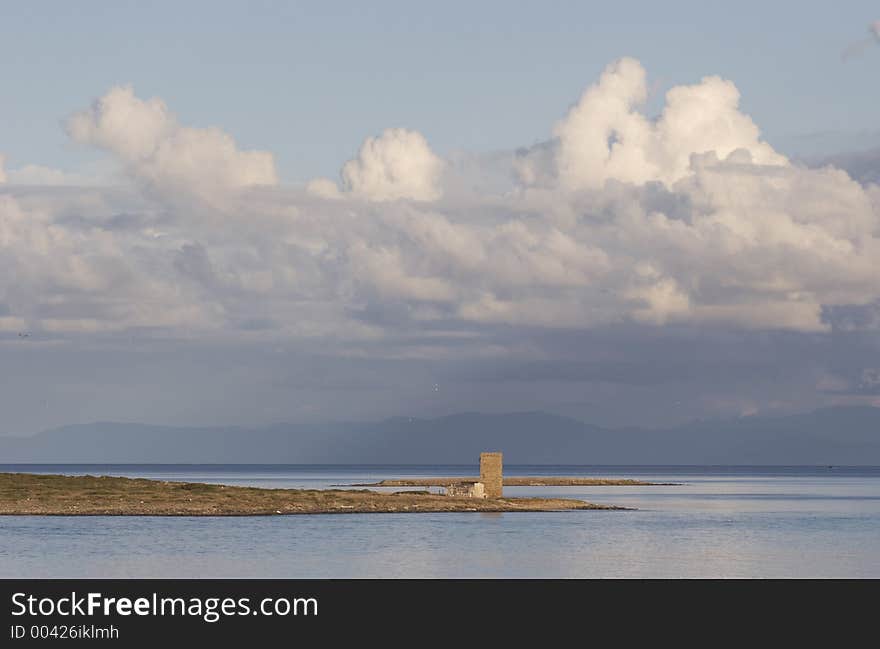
[1,406,879,464]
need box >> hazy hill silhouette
[2,406,879,464]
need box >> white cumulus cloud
[310,128,444,202]
[517,57,786,191]
[66,85,277,199]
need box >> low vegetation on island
[0,473,628,516]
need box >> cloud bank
[2,60,880,345]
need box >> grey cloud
[173,243,217,288]
[822,302,880,332]
[810,147,880,186]
[818,368,880,396]
[5,322,876,433]
[463,358,791,386]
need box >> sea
[1,465,879,578]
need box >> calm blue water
[1,465,879,578]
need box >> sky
[1,2,880,433]
[3,1,880,179]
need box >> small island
[347,454,676,490]
[0,473,627,516]
[351,477,671,487]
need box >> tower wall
[479,452,503,498]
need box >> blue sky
[1,1,879,182]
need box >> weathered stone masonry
[480,452,503,498]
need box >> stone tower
[480,452,503,498]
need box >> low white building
[445,481,486,498]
